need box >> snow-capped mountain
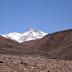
[2,28,47,43]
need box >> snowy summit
[2,28,47,43]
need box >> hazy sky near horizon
[0,0,72,34]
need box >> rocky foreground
[0,54,72,72]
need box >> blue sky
[0,0,72,34]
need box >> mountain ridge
[2,28,47,43]
[0,29,72,60]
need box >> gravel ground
[0,54,72,72]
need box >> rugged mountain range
[0,29,72,60]
[2,28,47,43]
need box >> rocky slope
[0,29,72,72]
[0,29,72,60]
